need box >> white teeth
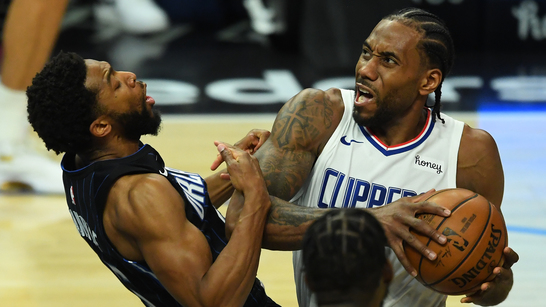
[357,94,365,102]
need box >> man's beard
[352,88,400,129]
[112,100,162,140]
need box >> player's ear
[419,68,442,96]
[89,115,112,138]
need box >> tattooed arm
[252,88,345,250]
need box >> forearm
[204,169,233,208]
[264,196,330,250]
[227,194,330,250]
[205,190,271,306]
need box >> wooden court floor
[0,113,527,307]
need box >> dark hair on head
[302,209,388,293]
[27,51,100,154]
[385,7,455,124]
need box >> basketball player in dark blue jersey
[27,51,279,307]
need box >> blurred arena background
[1,0,545,306]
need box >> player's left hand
[234,129,270,154]
[460,246,519,305]
[210,129,270,171]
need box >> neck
[75,139,141,168]
[369,107,428,147]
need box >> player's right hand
[368,189,451,277]
[214,141,266,193]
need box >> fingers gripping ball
[405,188,508,295]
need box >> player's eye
[362,48,372,60]
[384,57,396,64]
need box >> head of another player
[27,51,161,155]
[302,209,393,307]
[353,7,455,128]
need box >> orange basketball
[405,188,508,295]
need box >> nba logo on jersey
[70,186,76,206]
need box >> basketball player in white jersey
[244,7,518,307]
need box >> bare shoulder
[458,124,500,162]
[254,88,345,199]
[457,124,504,206]
[284,87,345,117]
[107,173,186,236]
[272,87,345,152]
[110,173,174,202]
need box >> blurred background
[2,0,540,114]
[0,0,545,306]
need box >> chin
[352,107,373,126]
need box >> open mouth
[355,83,375,105]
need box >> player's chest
[308,143,451,208]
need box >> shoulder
[107,173,186,232]
[273,88,345,150]
[457,124,504,206]
[284,87,345,113]
[103,173,190,261]
[112,173,173,199]
[459,124,500,159]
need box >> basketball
[404,188,508,295]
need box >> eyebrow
[363,41,401,62]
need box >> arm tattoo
[263,196,333,250]
[259,90,338,200]
[267,197,324,227]
[274,93,335,150]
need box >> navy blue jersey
[61,144,272,307]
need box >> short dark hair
[385,7,455,124]
[302,209,388,293]
[27,51,100,154]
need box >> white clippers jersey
[292,89,464,307]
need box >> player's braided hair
[302,209,388,293]
[386,7,455,123]
[27,51,101,154]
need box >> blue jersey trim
[358,109,436,156]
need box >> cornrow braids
[386,7,455,124]
[302,209,388,293]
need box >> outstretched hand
[210,129,270,171]
[368,189,451,276]
[460,247,518,305]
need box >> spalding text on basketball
[448,223,503,288]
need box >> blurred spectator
[0,0,169,193]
